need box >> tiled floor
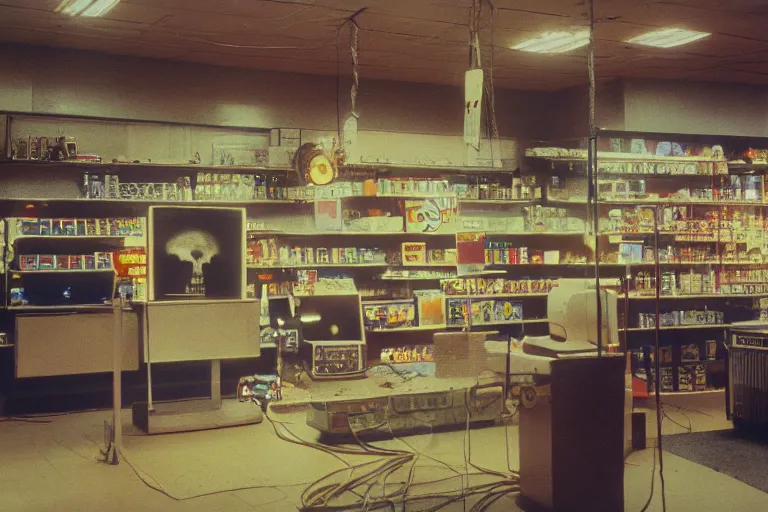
[1,394,765,512]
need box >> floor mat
[663,429,768,493]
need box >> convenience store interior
[4,1,768,511]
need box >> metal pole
[112,298,123,461]
[144,306,154,411]
[587,0,602,356]
[653,208,667,511]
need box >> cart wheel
[733,417,749,430]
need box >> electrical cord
[0,416,53,423]
[115,444,312,503]
[286,383,519,511]
[639,438,658,512]
[660,403,692,433]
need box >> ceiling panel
[2,0,768,91]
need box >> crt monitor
[296,295,363,342]
[546,278,619,347]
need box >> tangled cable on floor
[266,383,520,512]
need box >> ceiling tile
[1,0,768,91]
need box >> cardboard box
[402,242,427,266]
[433,331,489,378]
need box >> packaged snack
[69,255,83,269]
[681,343,700,362]
[705,340,718,360]
[56,255,70,270]
[19,255,39,270]
[38,254,55,270]
[678,366,693,392]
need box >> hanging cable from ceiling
[338,8,365,161]
[484,1,499,141]
[350,18,360,119]
[468,0,482,70]
[466,0,499,158]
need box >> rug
[663,429,768,493]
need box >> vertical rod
[211,359,221,407]
[653,208,667,511]
[144,306,154,411]
[112,299,123,454]
[587,0,602,356]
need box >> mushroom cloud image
[165,229,220,296]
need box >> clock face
[308,155,334,185]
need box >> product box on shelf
[38,255,55,270]
[19,255,39,270]
[95,252,113,269]
[660,367,674,392]
[441,278,467,296]
[446,298,469,326]
[69,255,83,269]
[681,344,700,361]
[415,291,445,326]
[380,345,434,364]
[10,287,27,306]
[678,367,693,392]
[363,300,416,330]
[55,255,70,270]
[470,300,495,325]
[404,199,457,233]
[18,218,39,236]
[706,340,718,360]
[38,219,52,236]
[402,242,427,266]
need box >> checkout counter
[513,279,626,512]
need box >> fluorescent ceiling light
[627,28,710,48]
[512,30,589,54]
[56,0,120,17]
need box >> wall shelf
[10,269,114,274]
[378,275,455,281]
[459,199,534,205]
[525,151,726,164]
[247,230,453,237]
[340,163,513,174]
[366,324,447,333]
[0,197,296,206]
[452,318,549,328]
[0,160,292,174]
[8,304,113,311]
[658,389,725,396]
[365,318,549,332]
[626,324,728,332]
[549,198,766,207]
[486,263,591,267]
[444,294,549,299]
[247,263,389,269]
[12,235,143,241]
[629,293,768,300]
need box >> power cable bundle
[267,382,520,511]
